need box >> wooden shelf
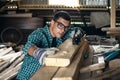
[4,5,109,10]
[4,4,120,11]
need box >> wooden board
[30,66,59,80]
[45,38,79,67]
[52,38,89,80]
[86,67,120,80]
[101,27,120,31]
[30,37,88,80]
[79,46,94,79]
[110,0,116,28]
[107,31,120,35]
[80,62,105,73]
[109,59,120,68]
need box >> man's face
[50,18,70,38]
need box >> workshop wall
[0,17,45,45]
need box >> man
[16,11,84,80]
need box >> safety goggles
[55,20,70,31]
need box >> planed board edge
[45,38,79,67]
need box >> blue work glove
[71,29,84,45]
[33,47,59,65]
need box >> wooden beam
[30,37,88,80]
[107,31,120,35]
[52,38,89,80]
[0,47,13,56]
[0,62,23,80]
[30,38,83,80]
[101,0,118,36]
[0,54,24,76]
[80,56,105,73]
[45,38,80,67]
[30,66,59,80]
[110,0,116,28]
[109,59,120,68]
[86,67,120,80]
[0,13,32,17]
[101,27,120,32]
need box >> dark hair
[53,11,71,22]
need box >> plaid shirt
[16,25,79,80]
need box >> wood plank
[0,47,13,56]
[79,46,94,79]
[109,59,120,68]
[30,66,59,80]
[80,56,105,73]
[30,37,87,80]
[101,27,120,31]
[52,38,89,80]
[0,61,10,72]
[30,37,84,80]
[80,62,105,73]
[0,51,23,72]
[0,13,32,17]
[107,31,120,35]
[86,67,120,80]
[0,62,23,80]
[95,56,104,76]
[0,60,8,67]
[110,0,116,28]
[101,27,120,35]
[0,47,7,52]
[45,38,79,67]
[0,54,24,76]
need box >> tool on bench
[94,49,120,61]
[72,29,85,45]
[72,30,89,59]
[72,29,81,45]
[104,50,120,61]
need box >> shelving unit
[1,0,119,23]
[0,0,120,43]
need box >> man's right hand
[32,47,59,65]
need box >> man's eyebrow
[58,22,69,27]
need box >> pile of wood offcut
[0,45,24,80]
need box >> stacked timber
[0,45,24,80]
[79,44,120,80]
[83,59,120,80]
[30,36,120,80]
[101,27,120,36]
[30,37,90,80]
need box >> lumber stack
[0,45,24,80]
[30,37,90,80]
[101,27,120,36]
[80,56,105,73]
[79,44,120,80]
